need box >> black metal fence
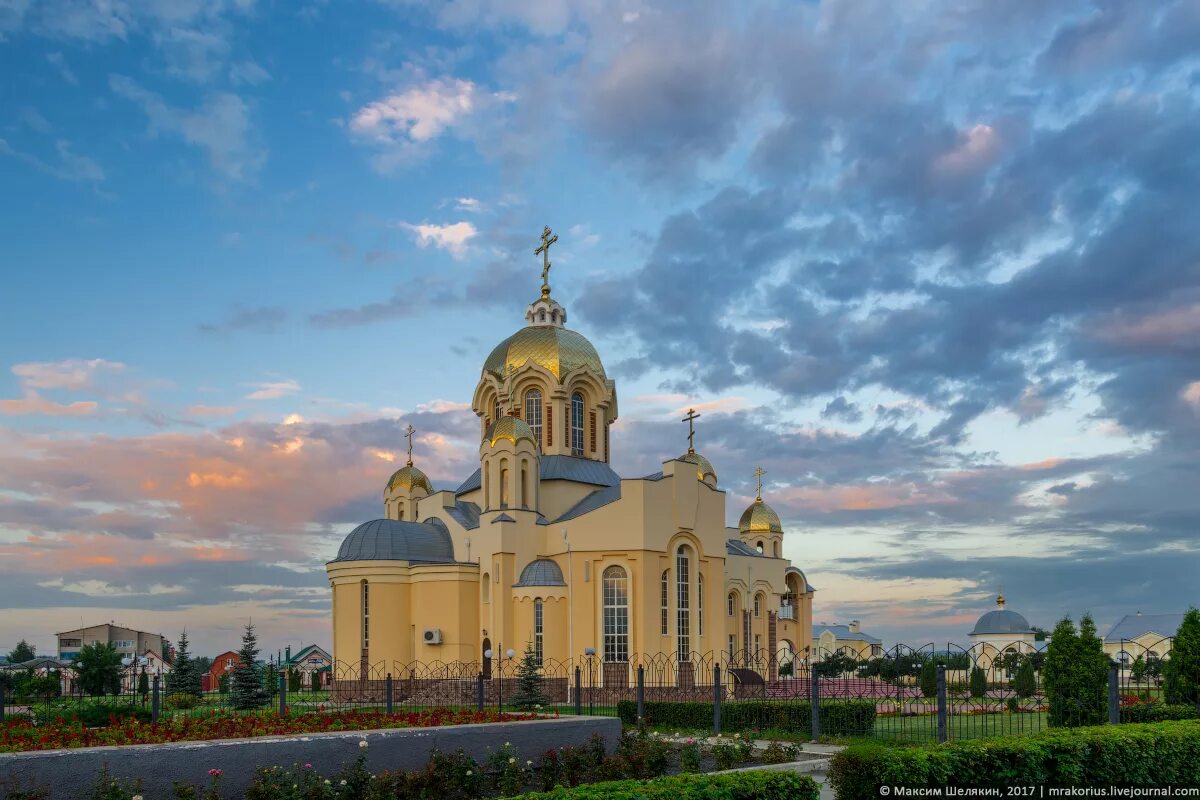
[0,638,1182,742]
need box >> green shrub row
[512,770,820,800]
[617,699,877,737]
[1122,701,1199,723]
[828,720,1200,800]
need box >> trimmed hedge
[617,699,876,737]
[512,770,819,800]
[1122,701,1199,723]
[828,720,1200,800]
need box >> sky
[1,0,1198,659]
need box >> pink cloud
[0,391,98,416]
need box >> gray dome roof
[331,519,454,564]
[514,558,566,587]
[971,609,1033,635]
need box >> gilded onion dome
[738,497,783,535]
[387,464,432,495]
[678,451,718,484]
[484,415,539,448]
[483,326,605,383]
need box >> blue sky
[1,0,1198,657]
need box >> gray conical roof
[514,558,566,587]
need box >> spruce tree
[1044,615,1108,727]
[137,670,150,702]
[1164,607,1200,705]
[509,641,548,710]
[969,665,988,698]
[1012,657,1036,699]
[230,622,267,710]
[918,659,937,698]
[166,630,202,697]
[1079,614,1110,722]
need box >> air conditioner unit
[423,628,442,645]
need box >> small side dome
[484,415,539,449]
[678,451,717,484]
[331,519,454,563]
[971,595,1033,635]
[738,498,783,535]
[387,464,432,495]
[514,558,566,587]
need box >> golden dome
[738,498,783,535]
[678,451,717,484]
[483,326,605,383]
[386,464,432,495]
[484,415,539,448]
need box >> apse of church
[326,227,815,675]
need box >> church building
[327,227,815,680]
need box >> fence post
[1108,662,1119,724]
[574,666,582,716]
[151,674,160,723]
[385,673,394,714]
[278,672,287,716]
[636,665,645,724]
[1,681,5,722]
[810,667,821,741]
[476,671,485,712]
[713,665,722,736]
[936,665,948,743]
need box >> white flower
[526,760,533,766]
[133,796,143,800]
[359,739,369,749]
[324,779,332,785]
[466,770,473,776]
[340,779,347,786]
[508,757,516,764]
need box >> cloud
[398,221,478,258]
[199,306,289,335]
[109,74,266,184]
[244,379,301,401]
[0,393,98,417]
[12,358,125,391]
[0,138,105,186]
[45,52,78,84]
[230,60,271,86]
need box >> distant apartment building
[57,623,165,662]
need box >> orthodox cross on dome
[753,466,767,501]
[404,424,416,467]
[534,225,558,298]
[681,408,701,454]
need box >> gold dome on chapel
[738,498,783,535]
[484,415,539,448]
[386,464,432,495]
[678,451,718,484]
[483,326,605,383]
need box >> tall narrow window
[727,592,735,617]
[754,593,762,617]
[676,545,690,659]
[602,566,629,663]
[660,570,669,636]
[500,459,509,508]
[482,573,490,604]
[360,580,370,657]
[483,462,491,508]
[728,634,736,660]
[571,393,585,455]
[494,398,500,420]
[698,573,704,636]
[524,389,543,446]
[534,598,544,666]
[520,461,529,509]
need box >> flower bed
[0,708,540,753]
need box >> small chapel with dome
[326,227,815,677]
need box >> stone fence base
[0,716,621,800]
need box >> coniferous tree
[73,642,122,696]
[166,630,202,697]
[137,670,150,702]
[7,640,36,664]
[1044,615,1108,727]
[969,665,988,698]
[1130,655,1147,683]
[1012,657,1036,699]
[509,641,548,710]
[230,623,267,710]
[1079,614,1110,720]
[288,669,302,693]
[918,659,938,698]
[1164,607,1200,705]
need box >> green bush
[969,666,987,698]
[1122,701,1199,723]
[1165,607,1200,706]
[72,704,152,727]
[616,699,876,737]
[163,692,201,710]
[512,770,819,800]
[828,720,1200,800]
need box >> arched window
[773,541,780,558]
[481,573,490,604]
[727,592,736,617]
[499,459,509,508]
[756,540,764,554]
[493,398,500,421]
[520,461,530,509]
[534,598,544,666]
[524,389,543,446]
[539,310,546,322]
[571,393,585,455]
[698,573,704,636]
[397,501,405,521]
[602,566,629,662]
[676,545,691,659]
[754,593,762,617]
[360,580,370,658]
[660,570,669,636]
